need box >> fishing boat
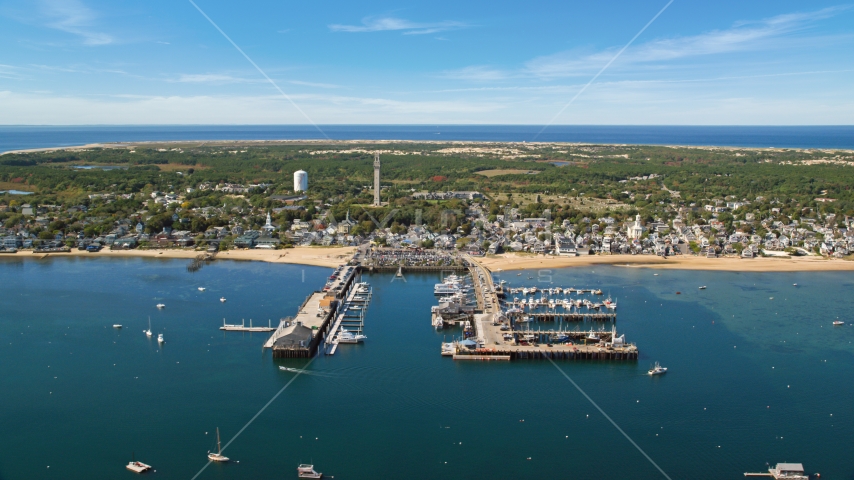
[220,297,227,303]
[833,320,845,326]
[157,333,165,344]
[156,303,165,309]
[113,324,122,329]
[338,330,367,344]
[586,331,600,342]
[198,287,206,292]
[144,317,152,337]
[648,361,667,375]
[297,464,322,479]
[207,428,230,462]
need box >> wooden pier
[459,254,638,362]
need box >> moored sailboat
[207,427,229,462]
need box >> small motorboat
[833,320,844,326]
[298,464,322,479]
[793,283,798,286]
[144,317,152,337]
[126,460,152,473]
[198,287,206,292]
[699,286,707,290]
[338,330,367,344]
[157,333,165,344]
[648,361,667,376]
[113,324,122,329]
[208,428,229,462]
[220,297,227,303]
[156,303,165,309]
[279,366,301,373]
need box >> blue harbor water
[1,257,853,479]
[1,125,853,152]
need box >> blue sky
[0,0,852,124]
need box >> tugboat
[297,464,322,479]
[648,361,667,376]
[207,427,230,462]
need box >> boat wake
[278,366,336,377]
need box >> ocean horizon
[2,125,853,153]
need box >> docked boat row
[506,286,604,296]
[505,296,617,312]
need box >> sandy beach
[5,246,356,269]
[479,253,854,272]
[6,247,854,272]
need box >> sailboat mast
[217,427,222,454]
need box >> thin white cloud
[173,74,261,84]
[289,80,342,89]
[329,16,469,35]
[39,0,112,46]
[0,64,25,80]
[524,6,850,78]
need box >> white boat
[699,286,707,290]
[156,303,165,309]
[279,366,301,373]
[441,342,455,356]
[220,297,227,303]
[126,460,152,473]
[396,267,403,277]
[833,320,845,326]
[198,287,206,292]
[648,361,667,375]
[586,331,600,342]
[207,427,230,462]
[297,464,322,479]
[144,317,152,337]
[157,333,165,344]
[338,330,366,343]
[113,324,122,329]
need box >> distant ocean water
[1,125,853,153]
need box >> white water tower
[294,170,308,192]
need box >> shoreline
[478,253,854,272]
[1,246,356,269]
[4,247,854,272]
[4,139,852,156]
